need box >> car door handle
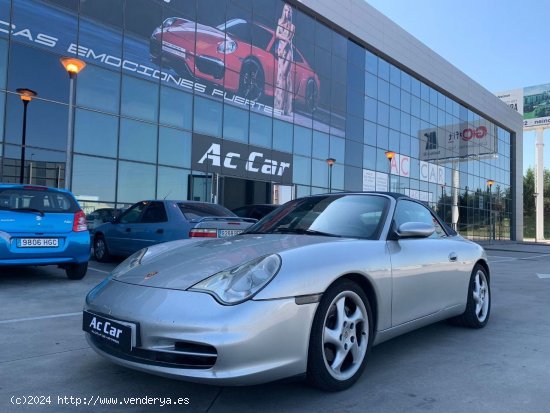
[156,229,164,234]
[125,228,131,232]
[449,252,458,262]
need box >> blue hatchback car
[0,184,90,279]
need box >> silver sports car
[83,192,490,391]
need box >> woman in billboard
[274,3,295,116]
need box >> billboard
[419,121,497,162]
[497,83,550,128]
[4,0,345,137]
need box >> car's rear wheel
[450,264,491,328]
[307,279,372,391]
[93,235,111,263]
[66,262,88,280]
[239,59,264,102]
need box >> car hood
[112,234,337,290]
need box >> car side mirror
[396,222,434,238]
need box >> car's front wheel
[239,59,264,102]
[451,264,491,328]
[93,235,111,263]
[66,262,88,280]
[307,279,373,391]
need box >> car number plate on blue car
[218,229,243,237]
[82,311,135,352]
[17,238,59,248]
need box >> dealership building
[0,0,523,240]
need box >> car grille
[90,336,217,369]
[195,55,225,79]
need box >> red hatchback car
[150,17,320,111]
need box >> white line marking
[88,267,111,274]
[536,273,550,279]
[0,312,81,325]
[490,253,550,263]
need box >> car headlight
[189,254,281,305]
[111,248,147,279]
[217,39,237,54]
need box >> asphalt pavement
[1,243,550,413]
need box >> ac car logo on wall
[192,134,293,184]
[419,122,497,162]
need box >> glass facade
[0,0,513,240]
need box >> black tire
[305,78,318,113]
[307,279,373,391]
[66,262,88,280]
[238,59,264,102]
[450,264,491,328]
[93,235,111,263]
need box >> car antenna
[163,190,172,200]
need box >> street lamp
[16,88,38,184]
[385,151,395,192]
[326,158,336,193]
[60,57,86,190]
[487,179,494,241]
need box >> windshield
[0,188,78,213]
[245,194,389,240]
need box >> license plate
[218,229,243,238]
[82,311,135,352]
[18,238,59,248]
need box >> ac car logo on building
[192,134,293,184]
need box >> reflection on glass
[0,38,7,88]
[74,109,118,157]
[158,127,191,168]
[223,105,249,143]
[160,86,192,130]
[121,75,159,122]
[119,118,157,163]
[157,166,189,200]
[77,64,120,114]
[250,112,272,148]
[194,97,222,137]
[117,161,156,203]
[72,155,116,201]
[273,119,292,152]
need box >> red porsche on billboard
[150,13,320,115]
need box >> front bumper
[84,279,318,385]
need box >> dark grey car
[92,200,255,262]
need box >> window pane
[293,125,312,157]
[157,166,189,200]
[7,43,69,103]
[312,130,329,160]
[0,38,7,88]
[119,119,157,163]
[273,119,292,152]
[72,155,116,202]
[223,105,249,143]
[74,109,118,157]
[77,64,120,114]
[0,0,9,40]
[117,161,156,203]
[249,112,272,148]
[4,94,68,151]
[312,159,328,188]
[121,75,159,122]
[158,127,191,168]
[159,86,192,130]
[293,155,311,185]
[194,97,222,137]
[330,136,345,161]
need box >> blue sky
[366,0,550,173]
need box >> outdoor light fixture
[385,151,396,161]
[385,151,395,191]
[59,57,86,190]
[60,57,86,78]
[326,158,336,193]
[487,179,494,188]
[16,88,38,184]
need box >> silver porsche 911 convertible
[83,192,490,391]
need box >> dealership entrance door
[219,177,272,210]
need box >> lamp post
[487,179,494,242]
[385,151,395,192]
[326,158,336,193]
[534,192,539,242]
[16,88,38,184]
[60,57,86,190]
